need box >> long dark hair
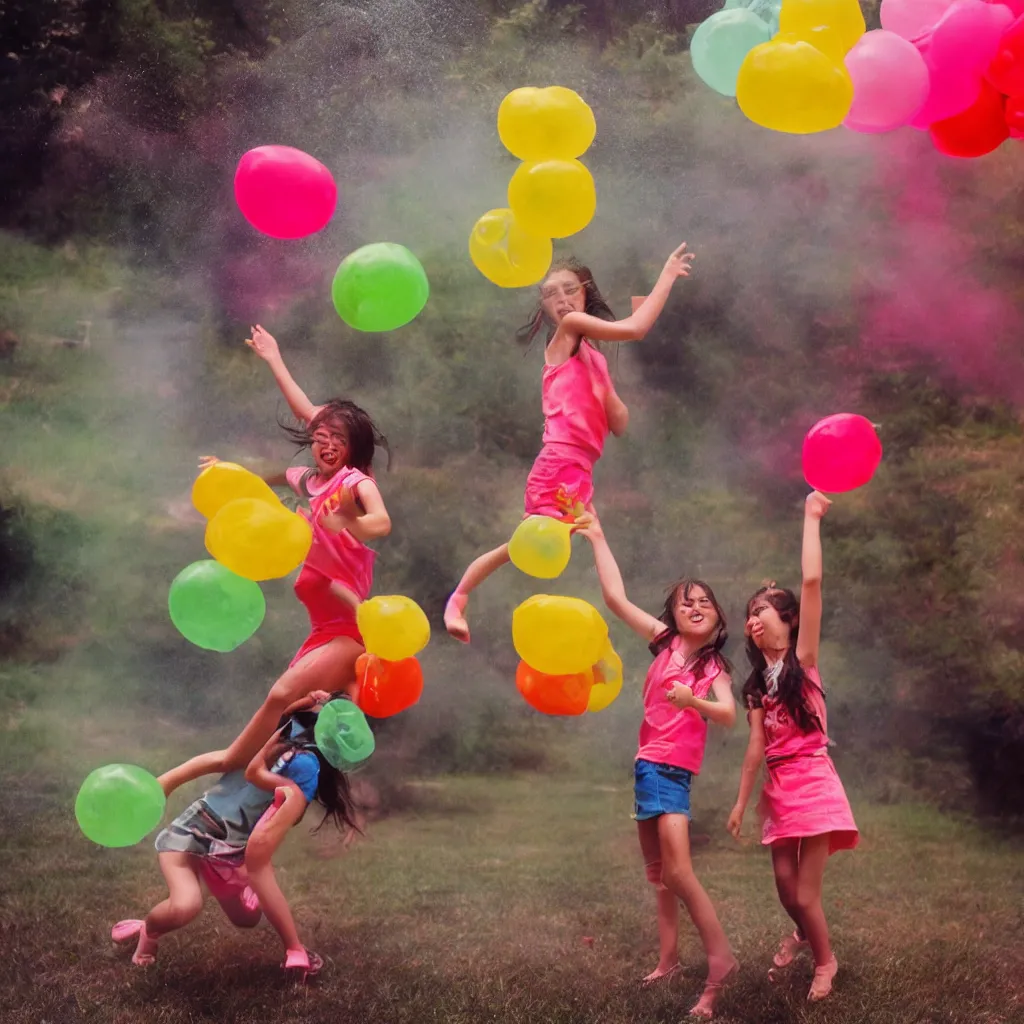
[742,585,823,733]
[649,577,731,680]
[515,257,616,350]
[280,398,391,475]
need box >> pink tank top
[285,465,376,600]
[541,340,611,462]
[636,635,723,774]
[759,666,829,765]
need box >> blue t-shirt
[274,749,320,802]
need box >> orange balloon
[515,661,593,716]
[355,654,424,719]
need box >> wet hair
[741,584,823,733]
[281,399,391,475]
[515,257,616,350]
[649,578,731,680]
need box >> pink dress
[523,340,611,518]
[636,637,723,773]
[285,465,376,666]
[747,666,859,854]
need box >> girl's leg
[657,814,737,1017]
[159,750,229,799]
[212,890,263,930]
[130,853,204,965]
[444,544,511,643]
[768,839,808,972]
[793,834,838,1000]
[637,818,681,983]
[161,637,363,795]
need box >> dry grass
[2,758,1022,1024]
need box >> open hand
[662,242,695,279]
[245,324,281,362]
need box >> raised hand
[805,490,832,520]
[245,324,282,362]
[198,454,221,471]
[662,242,695,279]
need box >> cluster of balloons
[470,87,597,288]
[167,463,313,652]
[353,595,431,719]
[693,0,1024,155]
[234,145,430,330]
[511,595,623,716]
[802,413,883,492]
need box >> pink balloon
[987,14,1024,96]
[1006,93,1024,133]
[880,0,955,39]
[802,414,883,494]
[910,33,984,127]
[931,0,1013,72]
[234,146,337,239]
[844,30,930,132]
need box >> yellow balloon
[512,595,608,676]
[508,160,596,240]
[498,86,597,162]
[786,23,847,64]
[778,0,865,54]
[587,641,623,713]
[357,595,430,661]
[736,37,854,135]
[205,498,311,581]
[192,462,282,520]
[469,208,553,289]
[508,516,572,579]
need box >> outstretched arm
[246,325,321,425]
[796,491,831,669]
[576,514,665,644]
[547,243,694,363]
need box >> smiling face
[310,416,350,475]
[540,269,586,324]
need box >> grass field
[2,726,1022,1024]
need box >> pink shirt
[636,636,723,774]
[285,465,376,600]
[541,340,611,462]
[750,666,830,765]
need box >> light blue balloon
[691,10,773,99]
[721,0,780,36]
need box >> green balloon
[168,560,266,653]
[314,699,376,770]
[75,764,166,848]
[331,243,429,332]
[692,9,773,98]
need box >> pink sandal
[767,930,809,981]
[111,920,144,944]
[808,956,838,1001]
[283,947,323,981]
[689,957,739,1019]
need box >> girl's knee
[644,858,667,889]
[795,885,822,914]
[662,863,698,895]
[168,894,203,924]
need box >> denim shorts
[634,759,693,820]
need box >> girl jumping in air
[113,691,361,978]
[163,326,391,794]
[578,512,738,1019]
[444,245,695,643]
[727,491,858,1003]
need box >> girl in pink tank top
[728,492,858,1004]
[578,512,739,1019]
[163,325,392,800]
[444,244,695,644]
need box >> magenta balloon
[234,146,337,239]
[931,0,1013,73]
[844,31,930,132]
[987,14,1024,97]
[880,0,954,39]
[802,414,882,494]
[909,34,983,127]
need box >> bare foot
[689,955,739,1018]
[641,961,680,987]
[131,923,159,966]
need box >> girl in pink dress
[444,245,695,643]
[579,512,739,1019]
[727,491,858,1003]
[163,326,391,796]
